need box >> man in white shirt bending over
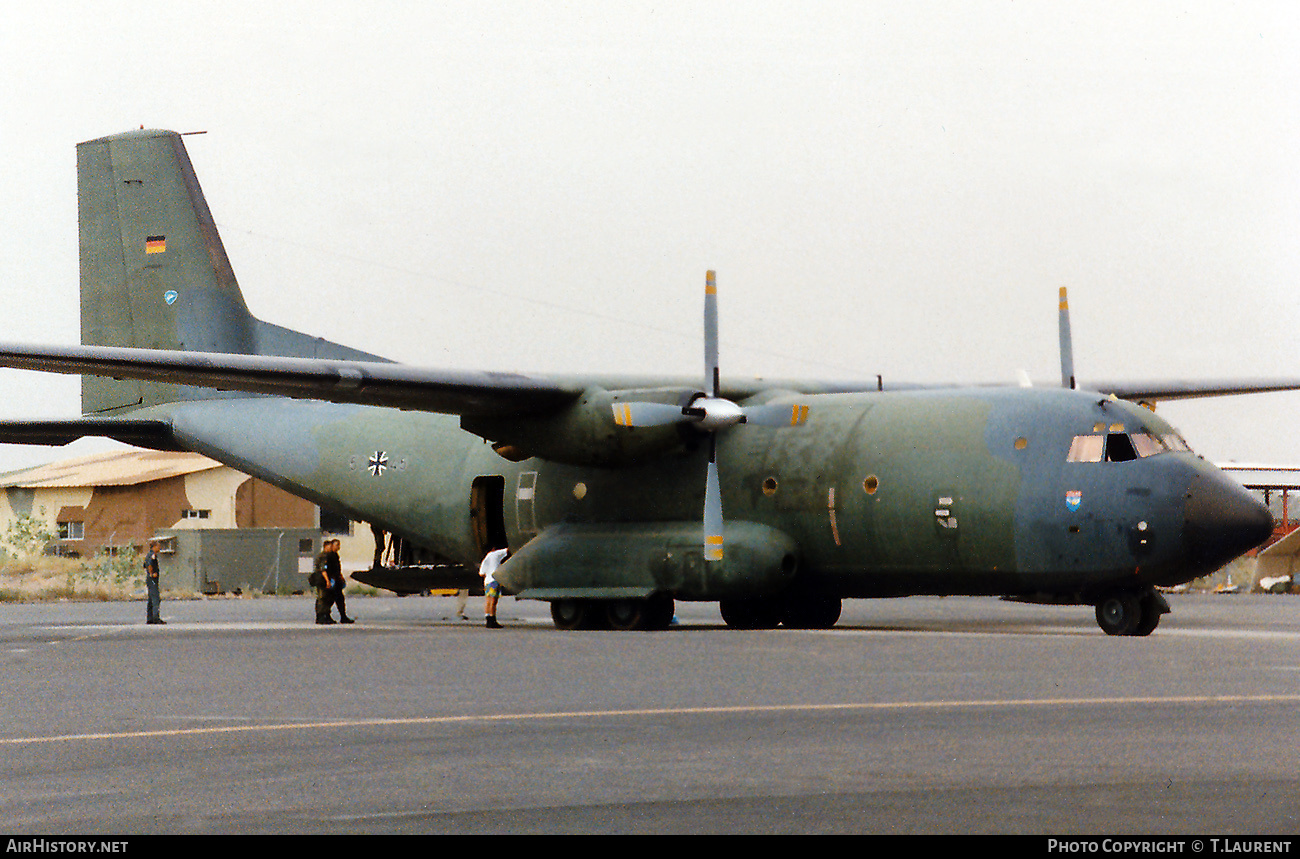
[479,546,509,629]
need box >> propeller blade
[704,436,724,562]
[611,401,688,427]
[1059,286,1076,390]
[704,270,720,397]
[742,402,810,427]
[621,270,809,562]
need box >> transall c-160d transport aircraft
[0,128,1283,634]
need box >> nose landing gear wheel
[1095,592,1142,636]
[1095,587,1167,636]
[1132,589,1168,636]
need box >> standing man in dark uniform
[326,539,354,624]
[143,540,165,625]
[312,540,333,624]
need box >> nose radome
[1183,472,1274,570]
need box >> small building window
[57,521,84,540]
[181,509,211,520]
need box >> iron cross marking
[368,451,388,476]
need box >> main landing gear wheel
[550,595,676,631]
[719,598,782,629]
[782,596,843,629]
[605,595,675,631]
[719,596,843,629]
[1095,587,1168,636]
[550,599,592,630]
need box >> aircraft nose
[1183,471,1274,570]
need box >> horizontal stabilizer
[0,418,179,450]
[350,564,481,595]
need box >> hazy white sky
[1,1,1298,471]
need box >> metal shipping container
[153,528,323,595]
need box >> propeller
[612,270,810,561]
[1059,286,1076,390]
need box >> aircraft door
[470,476,507,558]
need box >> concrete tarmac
[1,592,1298,834]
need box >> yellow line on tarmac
[4,694,1300,746]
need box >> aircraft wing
[1087,378,1300,403]
[0,343,582,418]
[4,343,1300,421]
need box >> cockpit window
[1130,433,1166,458]
[1105,433,1138,462]
[1067,430,1191,463]
[1067,434,1105,463]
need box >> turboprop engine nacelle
[462,386,701,467]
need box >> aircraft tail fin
[78,129,255,413]
[76,128,385,415]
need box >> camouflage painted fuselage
[139,382,1262,605]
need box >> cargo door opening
[470,475,507,559]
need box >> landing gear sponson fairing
[0,129,1279,633]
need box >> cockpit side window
[1130,433,1166,458]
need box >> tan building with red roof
[0,449,317,559]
